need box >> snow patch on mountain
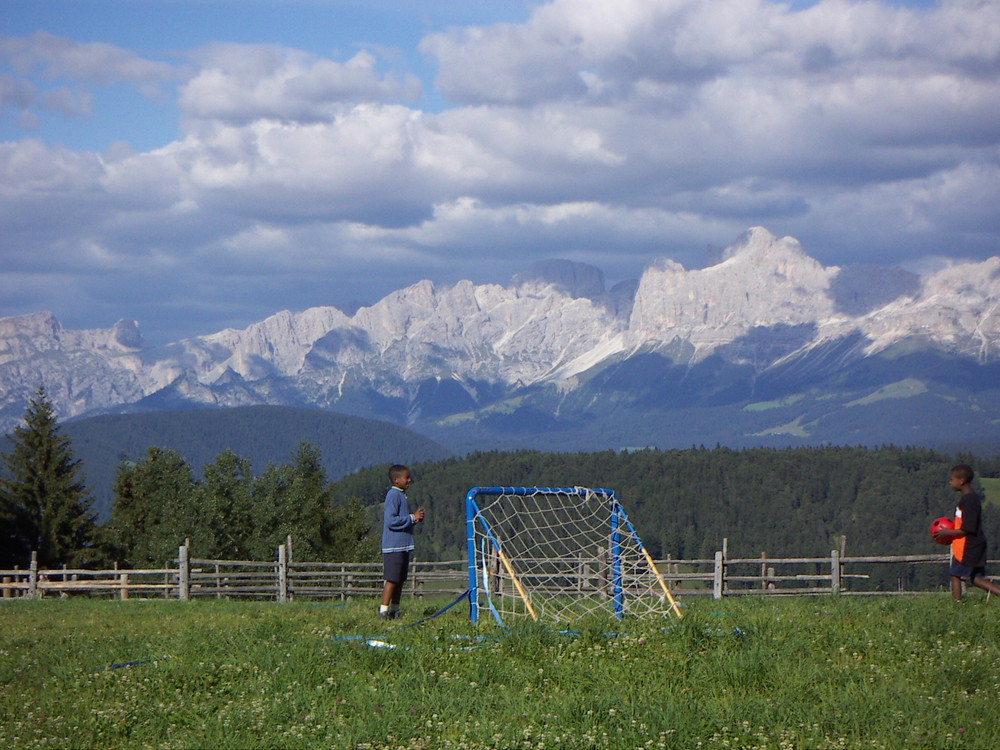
[1,227,998,434]
[629,227,839,357]
[860,256,1000,361]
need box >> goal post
[465,486,682,625]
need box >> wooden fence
[175,538,468,602]
[1,537,955,602]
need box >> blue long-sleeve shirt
[381,486,417,553]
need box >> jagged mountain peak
[857,255,1000,361]
[629,228,838,345]
[0,311,145,354]
[0,310,62,337]
[111,319,145,349]
[717,226,824,275]
[1,227,998,442]
[511,259,606,299]
[921,255,1000,297]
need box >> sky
[1,0,997,345]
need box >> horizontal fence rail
[1,537,961,602]
[1,565,178,599]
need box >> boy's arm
[933,527,966,542]
[385,492,416,532]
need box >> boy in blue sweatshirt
[379,465,425,620]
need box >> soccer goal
[465,486,682,625]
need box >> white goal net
[465,486,682,625]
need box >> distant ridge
[2,227,1000,452]
[60,406,454,520]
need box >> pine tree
[0,387,97,566]
[251,442,376,561]
[0,482,18,567]
[251,442,330,560]
[105,447,198,567]
[197,449,256,559]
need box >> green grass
[3,594,1000,748]
[980,477,1000,508]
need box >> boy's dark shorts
[949,559,986,583]
[383,551,411,584]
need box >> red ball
[930,516,955,545]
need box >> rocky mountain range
[3,227,1000,453]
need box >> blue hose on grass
[396,588,471,629]
[94,656,171,672]
[329,588,474,648]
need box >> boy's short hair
[388,464,410,482]
[951,464,975,483]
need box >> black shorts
[383,551,411,584]
[949,559,986,583]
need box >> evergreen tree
[104,447,198,567]
[252,442,330,560]
[104,442,378,564]
[197,449,257,559]
[0,482,18,567]
[327,496,378,562]
[252,442,375,561]
[0,387,97,566]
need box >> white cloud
[0,138,106,216]
[0,32,182,130]
[179,43,422,124]
[0,31,178,84]
[815,159,1000,238]
[0,1,999,343]
[424,0,1000,104]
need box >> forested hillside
[331,446,1000,567]
[60,406,453,519]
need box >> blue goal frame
[465,486,640,625]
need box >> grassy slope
[2,595,999,749]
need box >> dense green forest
[330,446,1000,569]
[59,405,453,519]
[6,390,1000,590]
[2,390,380,568]
[100,442,376,567]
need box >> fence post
[277,543,288,603]
[713,550,725,600]
[831,549,841,595]
[120,572,130,600]
[28,551,38,599]
[285,535,294,602]
[178,540,190,601]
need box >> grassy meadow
[3,593,1000,749]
